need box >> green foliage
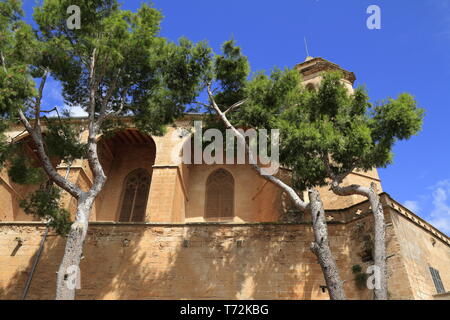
[8,155,46,184]
[43,118,86,163]
[281,72,423,189]
[31,0,212,136]
[211,42,424,190]
[0,0,213,232]
[213,40,249,108]
[20,185,71,236]
[0,0,424,235]
[133,38,212,135]
[0,0,40,116]
[1,0,213,146]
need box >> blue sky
[21,0,450,234]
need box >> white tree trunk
[16,48,110,300]
[206,86,346,300]
[308,189,347,300]
[55,194,93,300]
[366,186,388,300]
[330,181,387,300]
[55,127,106,299]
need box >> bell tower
[295,57,383,210]
[295,56,356,92]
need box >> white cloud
[428,180,450,234]
[46,105,88,118]
[402,180,450,236]
[68,105,88,118]
[404,200,420,213]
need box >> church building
[0,57,449,300]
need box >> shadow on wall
[0,225,65,299]
[87,225,328,300]
[0,223,341,300]
[0,195,402,300]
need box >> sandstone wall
[390,209,450,299]
[0,213,416,300]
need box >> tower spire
[304,37,313,61]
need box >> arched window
[119,168,151,222]
[205,169,234,219]
[306,83,316,91]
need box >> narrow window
[119,169,151,222]
[429,266,446,294]
[205,169,234,219]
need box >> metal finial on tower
[304,37,309,56]
[304,37,313,61]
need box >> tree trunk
[206,87,346,300]
[367,184,388,300]
[308,189,347,300]
[330,181,388,299]
[55,194,94,300]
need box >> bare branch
[85,48,107,191]
[34,69,50,129]
[224,99,246,115]
[206,84,347,299]
[206,83,309,212]
[17,109,83,199]
[97,84,130,125]
[194,101,211,109]
[322,153,356,187]
[330,181,370,198]
[88,48,98,122]
[98,69,120,117]
[329,177,388,300]
[40,107,66,129]
[0,51,6,73]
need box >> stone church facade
[0,58,449,300]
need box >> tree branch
[98,69,120,118]
[205,84,347,299]
[194,101,210,109]
[224,99,246,115]
[87,48,100,123]
[17,109,83,199]
[85,48,106,192]
[97,84,129,125]
[330,180,371,198]
[329,176,387,300]
[62,24,90,68]
[34,69,49,129]
[206,84,308,211]
[0,51,6,73]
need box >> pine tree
[0,0,211,299]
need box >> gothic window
[119,168,151,222]
[205,169,234,219]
